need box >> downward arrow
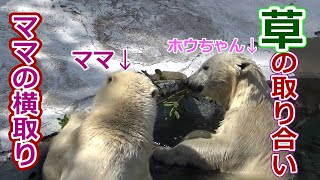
[120,49,131,70]
[247,37,257,54]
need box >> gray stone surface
[293,37,320,78]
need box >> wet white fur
[43,71,158,180]
[154,53,290,180]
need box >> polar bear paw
[153,146,188,166]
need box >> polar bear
[43,71,159,180]
[153,53,290,179]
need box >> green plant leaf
[57,114,69,129]
[159,75,166,80]
[174,110,180,119]
[169,107,175,117]
[155,69,162,76]
[141,70,151,77]
[163,103,173,107]
[173,101,179,107]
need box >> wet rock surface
[0,135,54,180]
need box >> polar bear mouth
[185,82,204,93]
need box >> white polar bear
[153,53,291,179]
[43,71,159,180]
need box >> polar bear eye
[107,76,113,84]
[202,66,209,70]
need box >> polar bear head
[185,53,267,109]
[93,71,159,116]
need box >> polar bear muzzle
[184,78,204,93]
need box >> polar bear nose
[184,78,203,92]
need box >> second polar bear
[43,71,158,180]
[153,53,291,179]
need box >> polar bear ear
[236,61,252,75]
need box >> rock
[0,135,54,180]
[292,37,320,77]
[295,75,320,115]
[153,72,223,148]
